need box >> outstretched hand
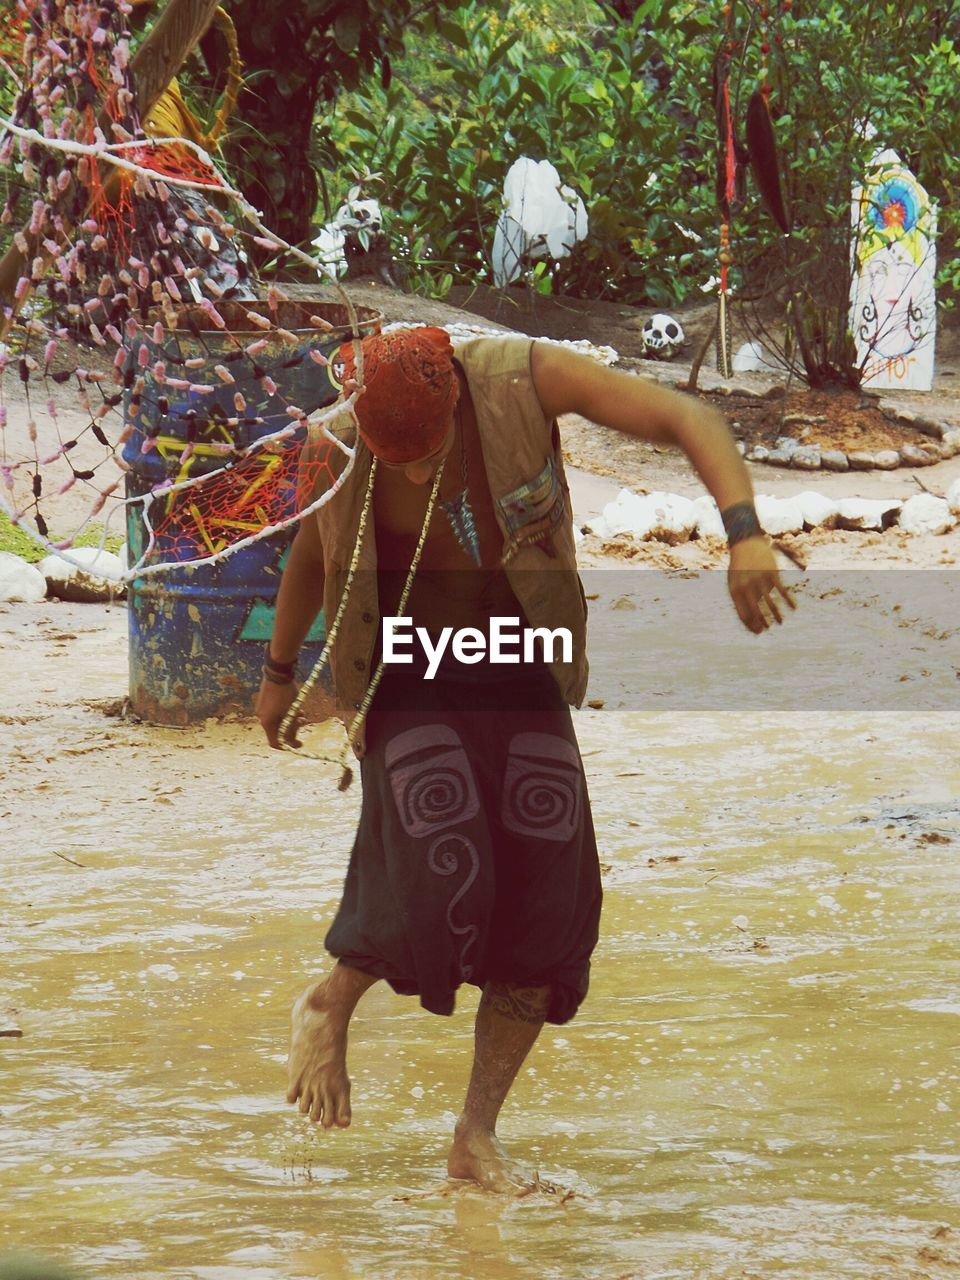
[727,537,796,635]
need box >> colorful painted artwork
[850,149,937,391]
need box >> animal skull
[314,198,385,279]
[335,198,383,236]
[642,313,685,359]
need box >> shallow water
[3,687,960,1279]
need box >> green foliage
[322,0,719,306]
[217,0,461,255]
[896,30,960,306]
[315,0,959,363]
[323,1,721,303]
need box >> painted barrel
[123,299,380,725]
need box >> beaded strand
[278,453,447,788]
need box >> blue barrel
[123,299,380,725]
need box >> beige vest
[309,335,589,756]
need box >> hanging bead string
[438,404,481,567]
[757,2,771,101]
[716,0,738,378]
[756,1,791,102]
[336,459,446,788]
[0,342,366,577]
[0,0,390,636]
[0,104,370,569]
[0,115,362,322]
[276,458,378,765]
[279,454,447,789]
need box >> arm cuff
[720,501,763,547]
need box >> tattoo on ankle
[482,981,550,1024]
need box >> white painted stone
[765,446,797,467]
[731,340,790,374]
[755,495,804,536]
[492,157,588,287]
[947,478,960,516]
[644,492,698,544]
[0,552,47,603]
[693,495,725,539]
[796,491,840,529]
[790,447,822,470]
[39,546,125,602]
[848,450,879,471]
[834,498,902,531]
[732,341,767,373]
[591,489,697,544]
[873,450,901,470]
[584,488,640,540]
[899,443,939,467]
[897,493,955,536]
[820,450,850,471]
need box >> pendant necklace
[438,405,482,567]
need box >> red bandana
[336,326,459,464]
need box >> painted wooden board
[850,148,937,392]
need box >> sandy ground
[0,278,958,765]
[2,277,959,852]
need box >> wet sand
[2,538,960,1277]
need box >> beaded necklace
[278,453,446,789]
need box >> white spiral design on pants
[511,775,576,830]
[428,833,480,980]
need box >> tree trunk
[220,5,322,269]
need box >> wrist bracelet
[264,645,297,678]
[261,664,295,686]
[720,501,763,548]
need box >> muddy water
[3,608,960,1278]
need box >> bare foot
[447,1119,539,1194]
[286,983,352,1128]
